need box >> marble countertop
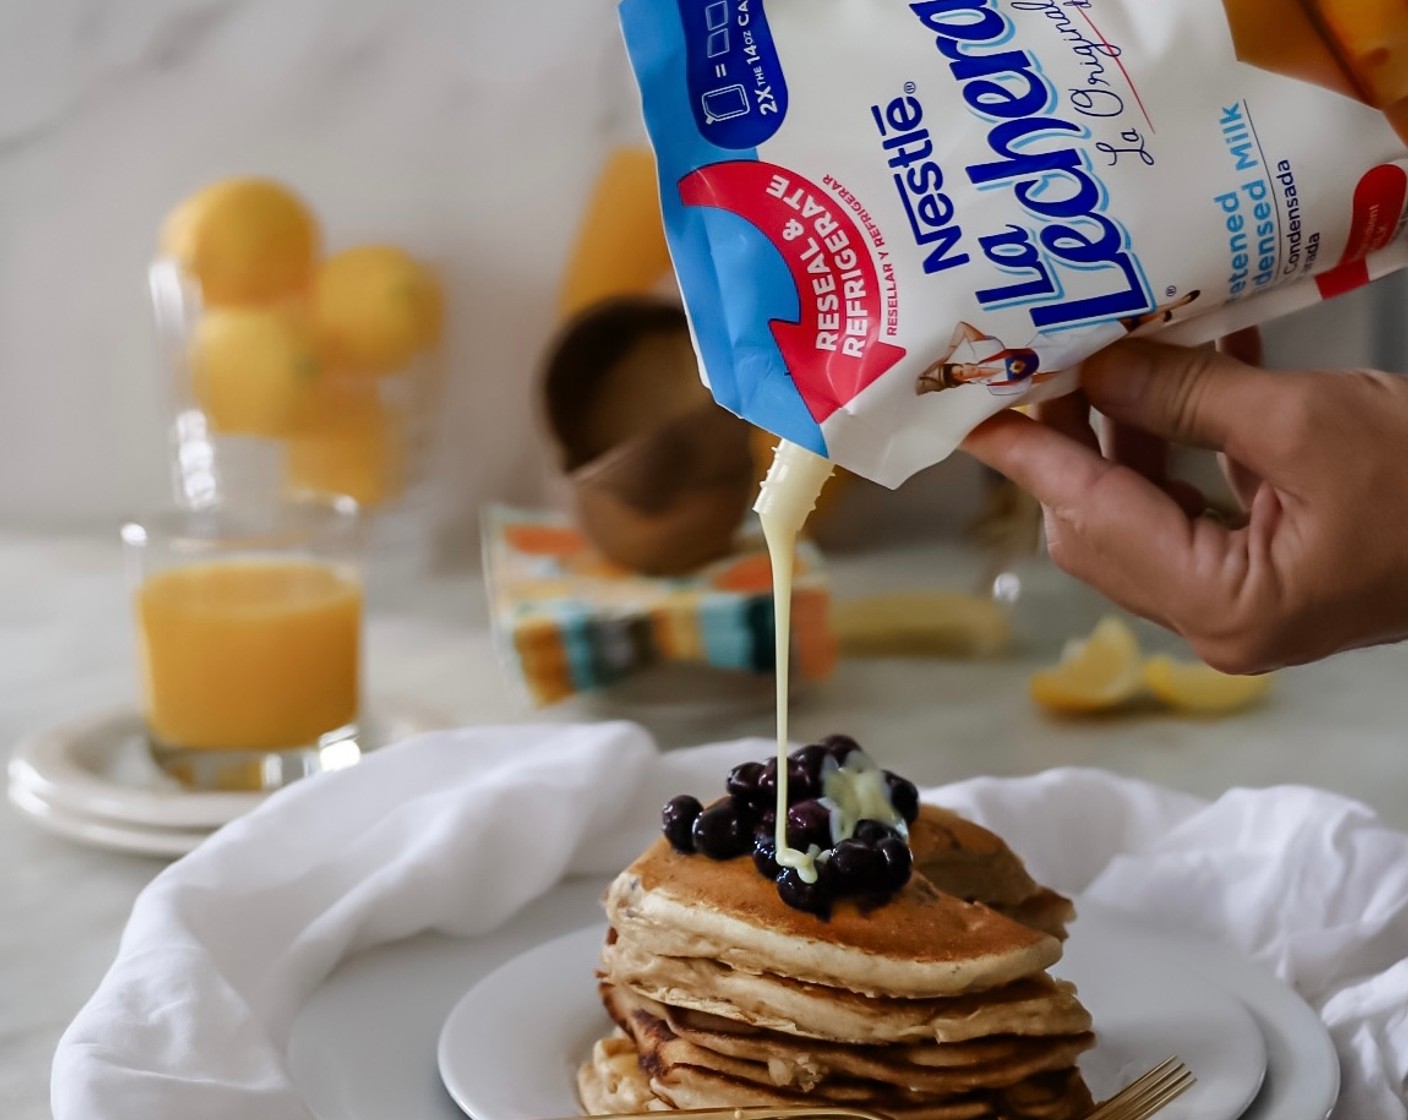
[5,531,1407,1120]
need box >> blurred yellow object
[286,382,405,506]
[832,591,1010,657]
[1143,656,1272,714]
[190,307,320,437]
[1031,615,1143,713]
[312,246,443,375]
[559,148,674,319]
[1313,0,1408,105]
[160,178,319,306]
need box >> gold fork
[1084,1057,1196,1120]
[558,1055,1194,1120]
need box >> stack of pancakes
[580,804,1095,1120]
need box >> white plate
[1078,901,1337,1120]
[286,884,1339,1120]
[8,709,262,830]
[438,912,1269,1120]
[7,701,447,833]
[6,781,214,858]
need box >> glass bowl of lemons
[150,178,445,553]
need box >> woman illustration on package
[915,322,1052,398]
[917,292,1201,398]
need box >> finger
[1031,390,1099,453]
[1219,452,1263,510]
[1218,327,1263,366]
[962,411,1144,518]
[1163,479,1207,518]
[961,411,1088,498]
[1080,339,1277,460]
[1102,421,1168,484]
[961,411,1232,621]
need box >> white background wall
[0,0,634,540]
[0,0,1402,547]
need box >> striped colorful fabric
[483,506,837,705]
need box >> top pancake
[606,836,1062,998]
[909,806,1042,909]
[911,805,1073,940]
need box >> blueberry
[790,743,831,786]
[877,836,914,891]
[752,832,780,879]
[728,793,759,829]
[662,795,703,852]
[829,838,887,894]
[793,765,822,800]
[786,799,833,851]
[819,733,861,764]
[853,819,901,846]
[692,802,750,860]
[761,755,818,803]
[885,771,921,823]
[776,864,833,917]
[759,757,777,797]
[726,761,767,806]
[757,806,776,834]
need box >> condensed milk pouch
[619,0,1408,485]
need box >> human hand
[961,336,1408,673]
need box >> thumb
[1081,340,1276,459]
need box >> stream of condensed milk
[755,441,834,884]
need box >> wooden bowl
[541,298,755,575]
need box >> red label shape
[1315,163,1408,300]
[679,161,906,424]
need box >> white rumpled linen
[52,724,1408,1119]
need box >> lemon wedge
[1031,615,1144,713]
[1142,656,1272,714]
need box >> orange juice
[137,558,361,751]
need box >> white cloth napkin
[52,724,1408,1120]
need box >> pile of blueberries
[660,734,921,917]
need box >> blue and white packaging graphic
[621,0,1408,485]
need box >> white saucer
[7,781,214,858]
[9,708,263,829]
[438,912,1269,1120]
[7,702,447,856]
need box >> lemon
[285,382,406,506]
[1143,656,1272,714]
[158,189,214,267]
[190,307,320,437]
[160,178,319,306]
[1031,615,1144,713]
[312,246,442,375]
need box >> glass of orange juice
[122,498,363,791]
